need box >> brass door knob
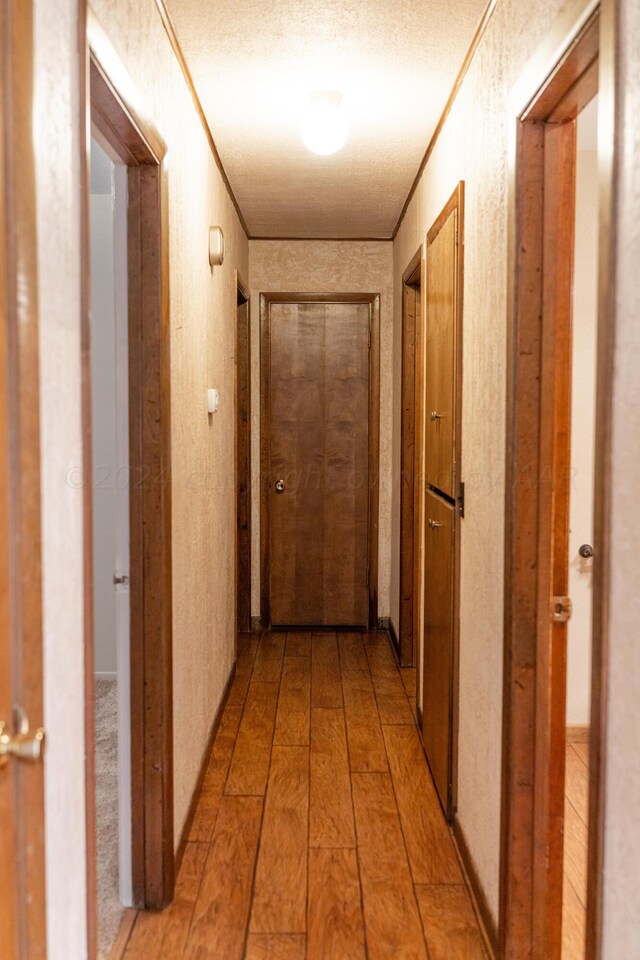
[428,519,443,529]
[430,411,443,421]
[0,720,45,769]
[275,479,285,494]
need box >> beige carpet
[95,678,124,960]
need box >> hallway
[116,630,487,959]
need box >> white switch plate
[207,388,219,414]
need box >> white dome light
[300,90,348,156]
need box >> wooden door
[421,184,464,819]
[423,491,455,813]
[425,209,458,500]
[0,1,47,952]
[268,301,370,626]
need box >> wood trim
[399,247,422,666]
[85,15,175,914]
[500,9,608,958]
[423,182,465,819]
[452,818,499,960]
[259,292,381,628]
[387,618,400,660]
[174,664,237,871]
[392,0,497,238]
[413,251,427,729]
[250,616,263,633]
[0,1,47,953]
[152,0,249,236]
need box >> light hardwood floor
[114,629,488,959]
[562,739,590,960]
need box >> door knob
[578,544,594,559]
[0,719,45,769]
[428,519,443,529]
[275,479,285,494]
[430,411,442,421]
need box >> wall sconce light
[209,225,225,267]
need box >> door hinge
[551,596,572,623]
[457,481,465,518]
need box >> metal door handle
[578,544,594,559]
[0,720,45,769]
[430,411,442,421]
[275,479,285,494]
[428,519,443,529]
[113,574,129,585]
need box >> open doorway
[83,15,174,957]
[90,135,132,957]
[501,8,613,958]
[398,248,422,667]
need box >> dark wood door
[0,2,46,951]
[425,209,458,500]
[422,491,455,814]
[399,280,419,665]
[268,301,370,626]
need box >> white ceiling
[166,0,487,238]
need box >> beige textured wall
[392,0,597,922]
[601,0,640,951]
[248,240,394,619]
[88,0,249,842]
[36,2,248,955]
[35,1,88,955]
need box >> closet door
[425,208,459,500]
[422,491,455,813]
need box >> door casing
[500,4,613,957]
[259,292,381,629]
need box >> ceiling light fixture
[300,90,348,156]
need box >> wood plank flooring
[117,630,488,959]
[562,739,590,960]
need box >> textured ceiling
[165,0,487,238]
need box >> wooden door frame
[259,292,381,628]
[234,272,250,645]
[0,1,47,953]
[500,4,614,957]
[419,182,465,820]
[82,8,174,937]
[398,247,422,666]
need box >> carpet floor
[95,678,123,960]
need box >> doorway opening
[89,134,132,956]
[501,7,612,957]
[398,248,423,667]
[235,277,251,638]
[259,293,380,629]
[84,15,174,957]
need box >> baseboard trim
[95,671,117,682]
[250,616,262,633]
[175,662,237,873]
[451,816,498,959]
[567,724,590,743]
